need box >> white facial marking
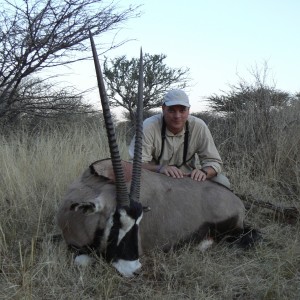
[112,259,142,277]
[117,209,135,245]
[136,212,143,225]
[74,254,95,267]
[197,238,214,252]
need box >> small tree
[205,67,296,187]
[208,64,290,114]
[208,83,290,114]
[0,0,140,123]
[207,63,292,151]
[103,53,190,123]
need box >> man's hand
[159,165,185,178]
[190,167,217,181]
[190,169,207,181]
[143,163,217,181]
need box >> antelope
[57,32,259,277]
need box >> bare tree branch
[239,193,300,224]
[0,0,141,123]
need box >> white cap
[163,89,190,107]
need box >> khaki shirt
[129,114,223,174]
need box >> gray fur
[57,160,245,254]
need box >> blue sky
[66,0,300,113]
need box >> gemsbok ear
[90,160,133,183]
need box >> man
[129,89,230,188]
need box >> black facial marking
[105,201,142,263]
[115,223,139,261]
[105,210,122,262]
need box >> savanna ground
[0,97,300,299]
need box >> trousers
[210,173,231,189]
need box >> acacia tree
[0,0,140,123]
[103,53,190,123]
[208,64,291,114]
[208,83,290,113]
[206,72,293,172]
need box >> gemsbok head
[57,32,260,277]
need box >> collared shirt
[129,113,223,174]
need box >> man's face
[162,105,189,134]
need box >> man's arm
[194,119,223,174]
[201,166,217,178]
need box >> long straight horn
[89,30,130,207]
[129,48,143,203]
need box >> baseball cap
[163,89,190,107]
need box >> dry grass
[0,111,299,299]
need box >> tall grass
[0,104,299,299]
[201,91,300,203]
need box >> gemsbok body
[57,32,259,277]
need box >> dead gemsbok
[57,32,260,277]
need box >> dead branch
[238,193,300,223]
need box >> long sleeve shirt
[129,114,223,174]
